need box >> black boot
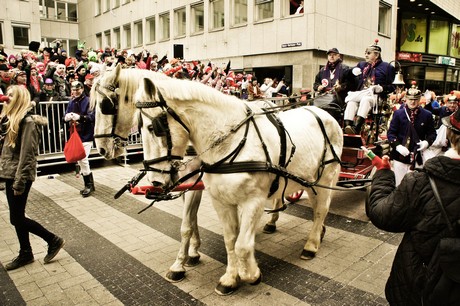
[79,174,87,194]
[345,116,365,135]
[44,236,65,263]
[81,173,95,198]
[5,249,34,270]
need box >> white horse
[132,76,343,295]
[90,65,283,283]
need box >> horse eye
[147,124,154,132]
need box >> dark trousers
[5,179,54,251]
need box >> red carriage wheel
[285,190,304,203]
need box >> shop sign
[281,42,302,48]
[436,56,456,66]
[396,52,423,62]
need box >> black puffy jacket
[367,150,460,306]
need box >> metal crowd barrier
[1,101,143,168]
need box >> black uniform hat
[405,81,421,99]
[442,109,460,134]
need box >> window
[45,0,55,19]
[0,23,3,45]
[96,0,101,15]
[114,0,120,8]
[400,13,426,53]
[378,1,391,37]
[232,0,247,26]
[105,0,111,12]
[428,19,449,55]
[147,17,155,43]
[123,24,131,48]
[96,33,102,49]
[114,27,121,49]
[57,2,66,20]
[68,3,77,22]
[134,21,143,46]
[122,0,130,4]
[210,0,224,30]
[13,24,29,47]
[104,30,111,48]
[255,0,273,21]
[160,12,170,40]
[191,3,204,34]
[174,7,186,37]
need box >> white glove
[374,85,383,93]
[396,145,410,157]
[417,140,429,151]
[352,67,362,76]
[64,112,73,122]
[71,113,80,121]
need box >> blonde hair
[0,85,33,148]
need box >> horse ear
[114,63,122,82]
[143,77,157,97]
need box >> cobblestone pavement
[0,162,401,305]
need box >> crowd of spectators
[0,41,290,113]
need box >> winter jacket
[356,60,395,97]
[0,113,47,193]
[65,94,94,142]
[366,149,460,306]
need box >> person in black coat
[366,108,460,306]
[387,82,437,185]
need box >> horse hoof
[215,283,237,296]
[250,273,262,286]
[263,224,276,234]
[320,225,326,242]
[300,249,316,260]
[185,256,200,267]
[166,271,186,282]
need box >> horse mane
[149,77,244,110]
[90,68,169,111]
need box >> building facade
[1,0,459,93]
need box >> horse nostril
[99,148,106,156]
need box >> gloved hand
[396,145,410,157]
[373,85,383,93]
[417,140,429,151]
[352,67,362,76]
[64,112,73,122]
[71,113,80,121]
[372,155,391,170]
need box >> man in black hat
[387,82,436,185]
[313,47,353,122]
[344,40,396,134]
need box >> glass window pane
[160,12,170,40]
[135,22,143,45]
[68,3,77,22]
[114,28,120,49]
[426,67,444,81]
[174,7,186,37]
[255,0,273,21]
[147,18,155,43]
[0,23,3,45]
[46,0,55,19]
[57,2,66,20]
[211,0,224,30]
[192,3,204,34]
[232,0,247,26]
[428,19,449,55]
[13,26,29,46]
[378,1,391,36]
[124,25,131,48]
[104,31,111,48]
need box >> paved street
[0,161,401,305]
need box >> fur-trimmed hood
[29,114,48,127]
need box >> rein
[93,81,129,145]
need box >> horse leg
[185,190,202,267]
[235,199,264,285]
[301,165,339,260]
[212,200,240,295]
[166,190,202,282]
[263,199,280,234]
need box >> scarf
[30,76,41,93]
[361,59,382,85]
[406,105,420,124]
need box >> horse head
[135,77,191,188]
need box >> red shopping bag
[64,122,86,163]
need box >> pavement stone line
[0,162,401,305]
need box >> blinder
[149,113,168,137]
